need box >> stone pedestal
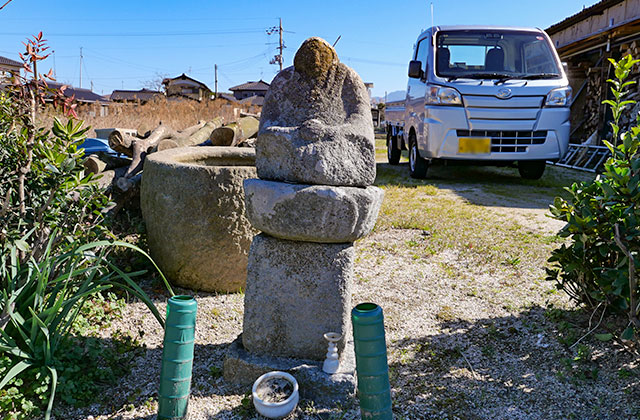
[242,234,354,360]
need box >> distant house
[239,95,264,107]
[46,82,107,104]
[229,80,269,100]
[215,92,239,103]
[162,74,212,101]
[42,82,110,116]
[0,55,21,82]
[110,88,163,104]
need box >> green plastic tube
[158,295,197,420]
[351,302,392,420]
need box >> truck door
[407,37,429,148]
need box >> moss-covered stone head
[294,37,338,79]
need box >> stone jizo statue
[257,37,376,187]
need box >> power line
[85,42,270,51]
[83,48,166,73]
[341,57,406,67]
[6,16,276,22]
[0,29,267,37]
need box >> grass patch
[374,184,553,268]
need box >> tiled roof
[46,81,107,103]
[240,95,264,106]
[0,55,22,68]
[162,73,211,92]
[216,93,238,102]
[229,80,270,91]
[110,88,163,101]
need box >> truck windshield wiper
[521,73,560,80]
[445,73,512,83]
[463,73,513,80]
[463,73,515,85]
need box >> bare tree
[141,72,169,92]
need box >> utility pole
[91,80,94,92]
[52,50,56,79]
[214,64,218,98]
[79,47,83,88]
[267,18,285,72]
[278,18,283,72]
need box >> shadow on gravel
[58,339,241,419]
[387,305,639,420]
[375,162,595,211]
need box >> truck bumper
[419,106,570,162]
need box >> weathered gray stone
[223,335,356,407]
[244,179,384,243]
[256,37,375,187]
[242,234,353,360]
[141,147,257,293]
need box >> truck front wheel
[387,131,401,165]
[518,160,546,180]
[409,137,429,179]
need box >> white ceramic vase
[322,332,342,374]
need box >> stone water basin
[141,146,257,292]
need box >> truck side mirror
[562,62,569,76]
[408,60,423,79]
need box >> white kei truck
[384,25,572,179]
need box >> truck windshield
[435,30,560,80]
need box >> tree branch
[613,223,640,329]
[0,0,16,11]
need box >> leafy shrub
[547,55,640,340]
[0,34,173,420]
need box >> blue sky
[0,0,599,97]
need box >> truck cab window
[523,40,557,74]
[435,30,560,79]
[415,38,429,74]
[446,45,486,70]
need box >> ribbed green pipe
[352,302,392,420]
[158,295,197,420]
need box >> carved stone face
[293,37,338,79]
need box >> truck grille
[456,130,547,153]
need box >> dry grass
[38,98,260,137]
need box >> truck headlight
[426,85,462,106]
[545,87,572,107]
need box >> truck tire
[409,136,429,179]
[518,160,546,180]
[387,131,401,165]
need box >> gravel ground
[59,160,640,420]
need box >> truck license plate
[458,137,491,154]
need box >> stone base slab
[223,335,356,407]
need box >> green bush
[0,34,173,420]
[547,55,640,341]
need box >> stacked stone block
[241,37,384,361]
